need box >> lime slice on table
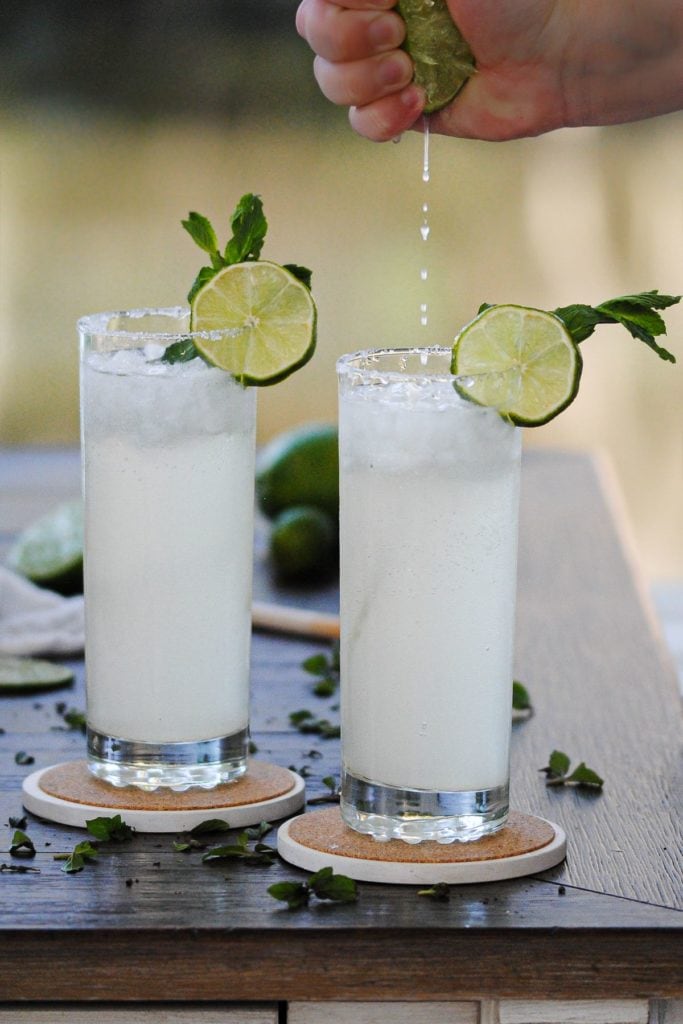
[7,500,83,596]
[0,656,74,693]
[190,261,317,385]
[397,0,476,114]
[451,304,583,426]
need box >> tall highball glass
[337,347,522,842]
[79,307,256,791]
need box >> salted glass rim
[337,345,466,384]
[78,305,242,344]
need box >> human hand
[296,0,683,142]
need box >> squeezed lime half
[397,0,476,113]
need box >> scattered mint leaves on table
[302,642,340,698]
[289,709,340,739]
[14,751,34,766]
[540,750,604,790]
[202,822,276,866]
[268,866,358,910]
[1,862,40,874]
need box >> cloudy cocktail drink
[338,348,521,842]
[79,308,256,790]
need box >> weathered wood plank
[0,1008,278,1023]
[0,930,680,1001]
[288,1003,478,1024]
[498,1000,650,1024]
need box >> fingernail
[378,54,412,87]
[400,84,425,108]
[368,14,404,50]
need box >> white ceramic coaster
[278,807,566,885]
[22,759,305,833]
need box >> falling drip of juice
[422,114,430,183]
[419,115,431,330]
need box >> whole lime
[256,423,338,519]
[7,500,84,596]
[269,505,337,581]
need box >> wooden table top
[0,447,681,1002]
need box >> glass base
[341,769,509,843]
[87,726,249,792]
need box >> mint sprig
[553,291,680,362]
[165,193,313,365]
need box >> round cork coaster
[277,807,566,884]
[22,760,305,833]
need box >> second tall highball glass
[338,347,522,843]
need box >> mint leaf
[182,212,220,257]
[542,750,571,779]
[309,866,358,903]
[283,264,313,290]
[187,265,218,305]
[10,830,35,859]
[163,337,199,364]
[268,880,310,910]
[565,762,604,789]
[302,654,329,676]
[512,680,532,712]
[189,818,232,837]
[86,814,134,842]
[55,840,99,873]
[554,291,680,362]
[224,193,267,264]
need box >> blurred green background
[1,0,682,578]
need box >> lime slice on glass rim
[451,304,583,426]
[190,260,317,385]
[397,0,476,114]
[0,656,74,693]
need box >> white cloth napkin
[0,566,84,656]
